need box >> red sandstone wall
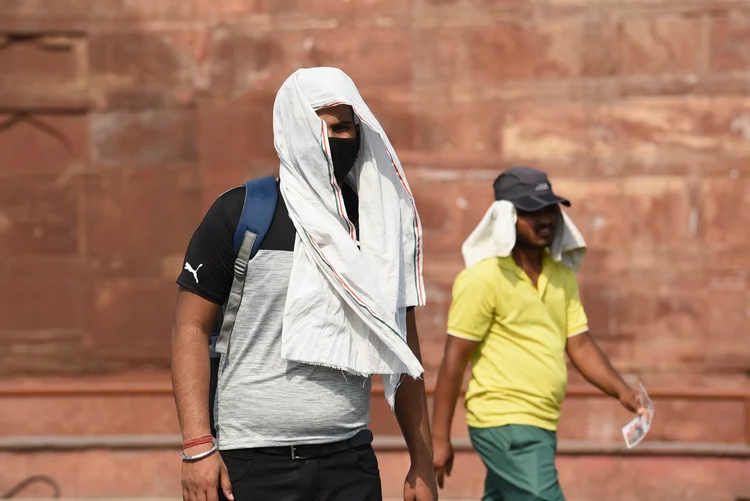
[1,1,749,390]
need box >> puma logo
[184,262,203,283]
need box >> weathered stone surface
[0,33,85,84]
[709,10,750,72]
[0,259,84,332]
[83,167,201,278]
[90,110,198,166]
[0,174,79,257]
[611,97,750,164]
[700,177,750,247]
[0,33,89,107]
[86,278,175,361]
[411,104,506,166]
[414,17,583,87]
[585,13,703,76]
[2,446,748,500]
[119,0,263,20]
[264,0,412,17]
[504,97,750,173]
[1,5,750,499]
[0,113,87,175]
[410,175,495,257]
[88,30,193,108]
[197,100,276,172]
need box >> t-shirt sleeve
[446,267,496,342]
[176,187,244,305]
[564,274,589,338]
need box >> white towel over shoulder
[462,200,588,272]
[273,67,426,410]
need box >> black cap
[493,166,570,211]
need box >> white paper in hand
[621,383,655,449]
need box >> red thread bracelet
[183,435,213,449]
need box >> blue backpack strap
[209,176,278,360]
[233,176,279,257]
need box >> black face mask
[329,133,360,186]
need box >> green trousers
[468,425,565,501]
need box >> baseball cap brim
[507,192,571,211]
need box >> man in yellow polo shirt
[431,166,644,501]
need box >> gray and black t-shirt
[177,183,372,450]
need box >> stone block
[0,392,179,436]
[547,176,691,252]
[90,109,198,166]
[0,335,88,375]
[502,102,616,171]
[0,174,79,257]
[86,278,175,361]
[118,0,264,20]
[560,394,747,443]
[710,10,750,72]
[414,16,583,87]
[700,177,750,247]
[126,0,405,22]
[609,97,750,164]
[205,26,413,98]
[617,13,703,75]
[578,284,619,337]
[410,103,505,166]
[409,175,495,257]
[197,99,276,172]
[0,259,84,332]
[88,30,194,108]
[0,112,87,175]
[362,94,417,156]
[277,26,413,89]
[584,13,702,76]
[264,0,412,18]
[557,455,750,501]
[621,279,750,374]
[83,167,201,278]
[0,33,88,109]
[505,97,750,172]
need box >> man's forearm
[394,311,433,465]
[395,373,433,464]
[171,326,212,440]
[568,334,629,398]
[431,355,465,441]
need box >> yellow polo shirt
[446,254,589,431]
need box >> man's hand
[181,444,233,501]
[404,461,438,501]
[618,385,647,415]
[432,437,454,489]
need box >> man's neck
[511,246,544,276]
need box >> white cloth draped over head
[461,200,588,272]
[273,67,426,410]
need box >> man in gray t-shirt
[171,68,438,501]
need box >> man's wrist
[613,380,632,399]
[181,427,213,443]
[408,446,434,468]
[431,426,451,442]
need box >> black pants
[218,442,382,501]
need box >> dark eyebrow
[333,120,354,127]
